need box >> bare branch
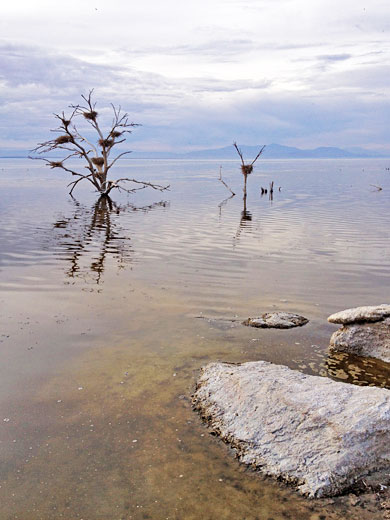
[68,175,96,195]
[107,150,132,170]
[112,184,148,194]
[218,166,235,196]
[250,145,266,165]
[30,155,100,192]
[72,126,98,156]
[108,178,170,193]
[233,142,245,166]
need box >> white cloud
[0,0,389,152]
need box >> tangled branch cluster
[31,90,169,197]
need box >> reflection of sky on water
[1,158,390,304]
[1,158,390,520]
[1,158,390,307]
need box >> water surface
[1,158,390,519]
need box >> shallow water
[0,158,390,519]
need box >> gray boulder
[328,304,390,325]
[328,305,390,362]
[330,318,390,363]
[193,361,390,497]
[243,312,308,329]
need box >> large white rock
[330,318,390,362]
[328,304,390,325]
[193,361,390,497]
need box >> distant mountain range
[130,144,390,159]
[1,143,389,159]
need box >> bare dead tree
[233,142,265,199]
[233,142,265,217]
[30,90,170,197]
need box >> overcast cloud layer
[0,0,389,152]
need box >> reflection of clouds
[50,196,168,285]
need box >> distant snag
[233,142,265,174]
[233,142,266,200]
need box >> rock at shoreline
[243,312,308,329]
[328,305,390,362]
[330,318,390,363]
[193,361,390,497]
[328,304,390,325]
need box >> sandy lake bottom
[1,158,390,519]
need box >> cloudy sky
[1,0,389,152]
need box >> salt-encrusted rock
[330,318,390,363]
[243,312,308,329]
[193,361,390,497]
[328,304,390,325]
[328,305,390,362]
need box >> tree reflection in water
[218,191,253,246]
[233,189,253,245]
[51,196,168,285]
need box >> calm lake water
[1,157,390,519]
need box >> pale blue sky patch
[0,0,389,152]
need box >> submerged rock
[193,361,390,497]
[328,304,390,325]
[330,318,390,363]
[243,312,308,329]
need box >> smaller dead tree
[233,142,265,199]
[30,90,169,197]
